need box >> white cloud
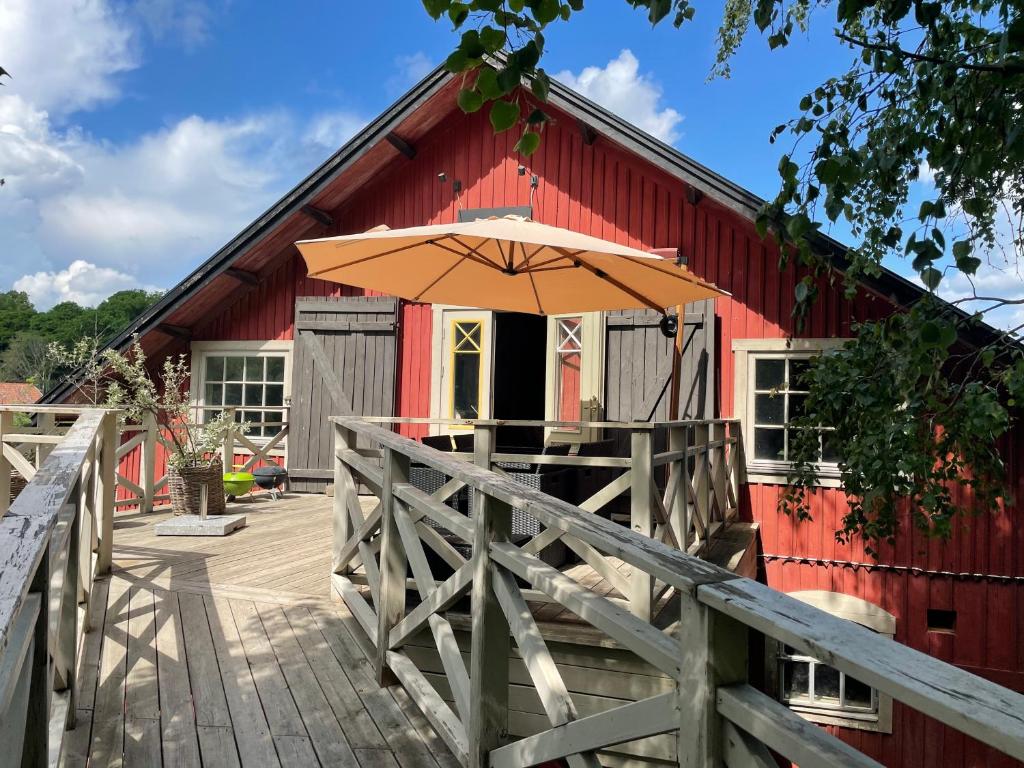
[0,0,136,115]
[304,112,370,150]
[937,261,1024,334]
[555,50,684,144]
[14,260,161,309]
[388,52,435,94]
[133,0,215,50]
[0,0,371,308]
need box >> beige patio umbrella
[295,216,725,315]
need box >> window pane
[244,357,264,382]
[266,356,285,382]
[755,394,785,425]
[452,352,481,419]
[754,428,785,460]
[755,359,785,390]
[822,432,842,464]
[814,665,841,705]
[789,358,811,389]
[206,356,225,382]
[264,412,283,438]
[244,384,263,407]
[204,383,223,406]
[265,384,284,407]
[224,383,243,406]
[557,349,582,422]
[783,661,811,702]
[844,675,873,709]
[243,410,264,430]
[788,393,808,421]
[225,357,244,381]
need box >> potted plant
[98,339,247,516]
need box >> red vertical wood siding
[114,95,1021,766]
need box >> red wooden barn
[44,65,1023,766]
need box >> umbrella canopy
[296,216,725,315]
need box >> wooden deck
[63,492,459,768]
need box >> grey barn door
[288,296,398,492]
[604,299,716,423]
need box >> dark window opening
[927,609,957,633]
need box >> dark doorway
[492,312,546,447]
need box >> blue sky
[3,0,1017,326]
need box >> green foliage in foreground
[0,289,163,392]
[421,0,1024,547]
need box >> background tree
[0,332,57,392]
[0,289,163,390]
[422,0,1024,547]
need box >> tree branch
[836,33,1024,75]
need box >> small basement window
[927,609,957,633]
[770,591,895,733]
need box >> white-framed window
[732,338,845,485]
[544,312,605,443]
[770,591,894,733]
[190,341,292,443]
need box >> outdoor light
[659,313,679,338]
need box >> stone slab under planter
[155,514,246,537]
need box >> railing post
[141,412,157,513]
[221,407,236,471]
[0,410,12,516]
[677,592,748,767]
[375,445,410,686]
[36,412,55,469]
[629,427,654,620]
[332,423,357,575]
[469,422,511,768]
[668,425,690,552]
[693,422,710,546]
[23,548,51,768]
[95,412,117,575]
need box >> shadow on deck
[64,493,457,768]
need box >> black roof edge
[545,77,1017,351]
[41,64,455,404]
[43,61,1018,403]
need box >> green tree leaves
[422,0,1024,547]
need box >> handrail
[332,416,1024,768]
[0,407,116,766]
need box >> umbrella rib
[526,265,544,314]
[554,248,666,313]
[306,240,429,278]
[521,252,574,271]
[445,236,506,270]
[495,239,512,271]
[413,255,467,301]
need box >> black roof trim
[43,64,455,403]
[44,61,1015,403]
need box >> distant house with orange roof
[0,383,41,404]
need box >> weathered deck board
[62,494,457,768]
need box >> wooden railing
[332,417,1024,768]
[0,407,116,766]
[114,406,290,512]
[359,416,743,583]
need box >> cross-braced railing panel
[332,416,1024,768]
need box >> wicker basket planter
[168,459,226,516]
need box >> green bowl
[223,471,255,496]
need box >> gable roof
[42,63,1013,402]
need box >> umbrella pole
[668,304,683,421]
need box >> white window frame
[769,590,895,733]
[544,312,605,444]
[189,340,293,456]
[732,338,845,486]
